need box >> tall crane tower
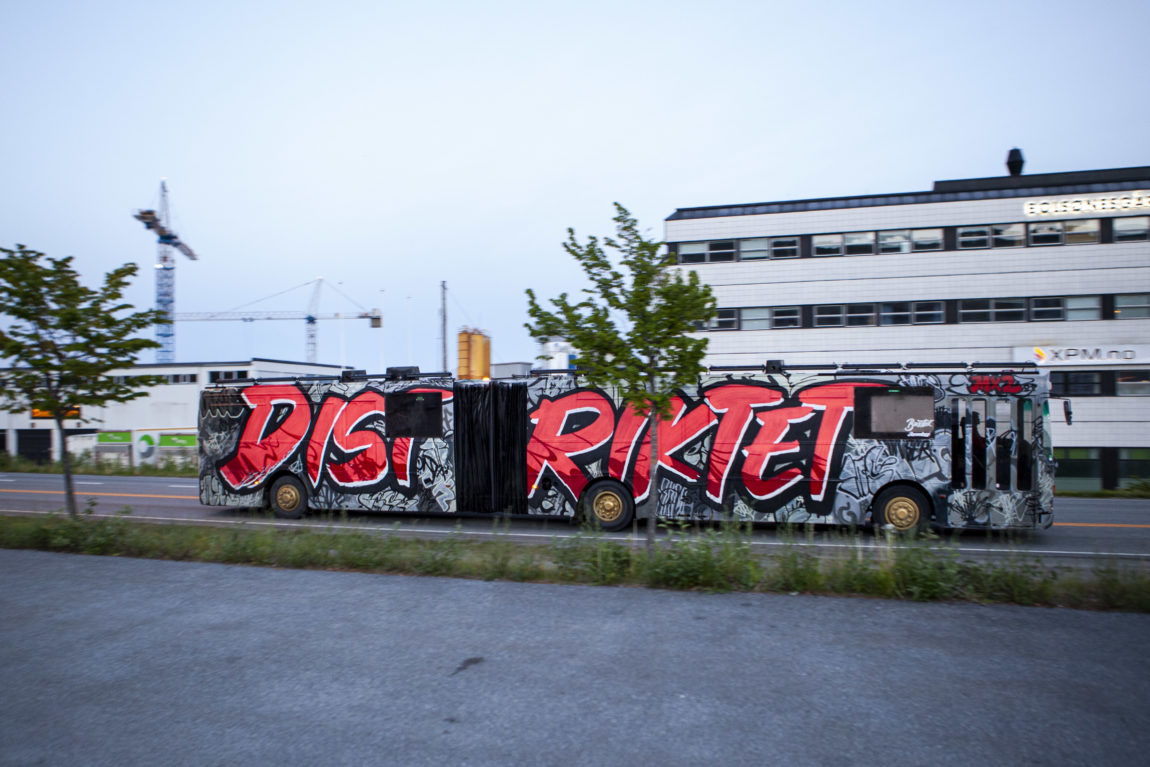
[133,180,197,363]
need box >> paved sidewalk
[1,549,1148,766]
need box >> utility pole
[441,280,448,372]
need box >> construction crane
[174,278,382,363]
[133,180,197,363]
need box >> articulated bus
[197,363,1056,532]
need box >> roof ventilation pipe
[1006,148,1024,176]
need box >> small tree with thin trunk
[525,203,716,549]
[0,245,164,516]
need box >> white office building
[666,154,1150,490]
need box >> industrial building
[0,358,346,465]
[665,154,1150,490]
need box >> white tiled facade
[666,166,1150,490]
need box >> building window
[957,226,991,249]
[813,234,843,257]
[167,373,198,384]
[1028,221,1064,246]
[911,228,943,251]
[678,242,706,264]
[1065,219,1100,244]
[913,301,944,324]
[959,298,1025,323]
[814,305,844,327]
[740,307,771,330]
[1115,294,1150,319]
[771,306,801,328]
[706,309,738,330]
[846,304,875,326]
[1065,296,1102,320]
[1114,216,1150,242]
[879,302,911,326]
[708,241,736,262]
[1117,370,1150,396]
[878,230,910,254]
[770,237,800,259]
[1030,297,1064,321]
[739,238,769,260]
[1054,447,1102,491]
[992,223,1025,248]
[1050,371,1102,396]
[844,231,875,256]
[209,370,249,382]
[1118,448,1150,489]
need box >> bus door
[454,380,529,514]
[950,397,1034,492]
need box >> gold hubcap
[593,491,624,523]
[885,497,919,531]
[276,484,301,512]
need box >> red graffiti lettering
[527,391,614,500]
[798,382,882,501]
[305,396,345,487]
[704,385,784,503]
[608,402,649,497]
[970,374,1022,394]
[327,391,389,487]
[741,406,815,500]
[219,385,312,490]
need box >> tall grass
[0,512,1146,611]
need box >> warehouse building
[665,153,1149,490]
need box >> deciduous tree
[526,204,716,548]
[0,245,164,516]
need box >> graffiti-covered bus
[197,363,1056,532]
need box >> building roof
[666,166,1150,222]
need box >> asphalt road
[2,548,1147,766]
[2,472,1149,567]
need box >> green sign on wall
[97,431,131,444]
[159,434,197,448]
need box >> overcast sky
[2,0,1147,374]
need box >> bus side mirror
[1063,399,1073,426]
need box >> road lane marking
[1053,522,1150,529]
[0,489,197,500]
[168,484,198,489]
[76,482,104,485]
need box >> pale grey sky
[2,0,1146,373]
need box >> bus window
[995,399,1014,489]
[971,399,987,489]
[951,398,966,488]
[1017,400,1034,491]
[855,388,933,438]
[385,392,443,438]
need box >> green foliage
[0,245,164,418]
[524,203,715,418]
[0,453,198,477]
[639,521,762,591]
[550,530,633,584]
[0,245,163,515]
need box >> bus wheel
[584,481,634,532]
[269,475,308,520]
[873,487,929,535]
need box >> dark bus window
[971,400,987,489]
[951,398,966,488]
[385,392,443,438]
[855,388,934,439]
[1017,400,1033,491]
[995,399,1013,489]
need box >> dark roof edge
[933,166,1150,192]
[667,165,1150,221]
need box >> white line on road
[168,485,198,489]
[75,482,104,485]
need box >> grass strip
[1,512,1147,611]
